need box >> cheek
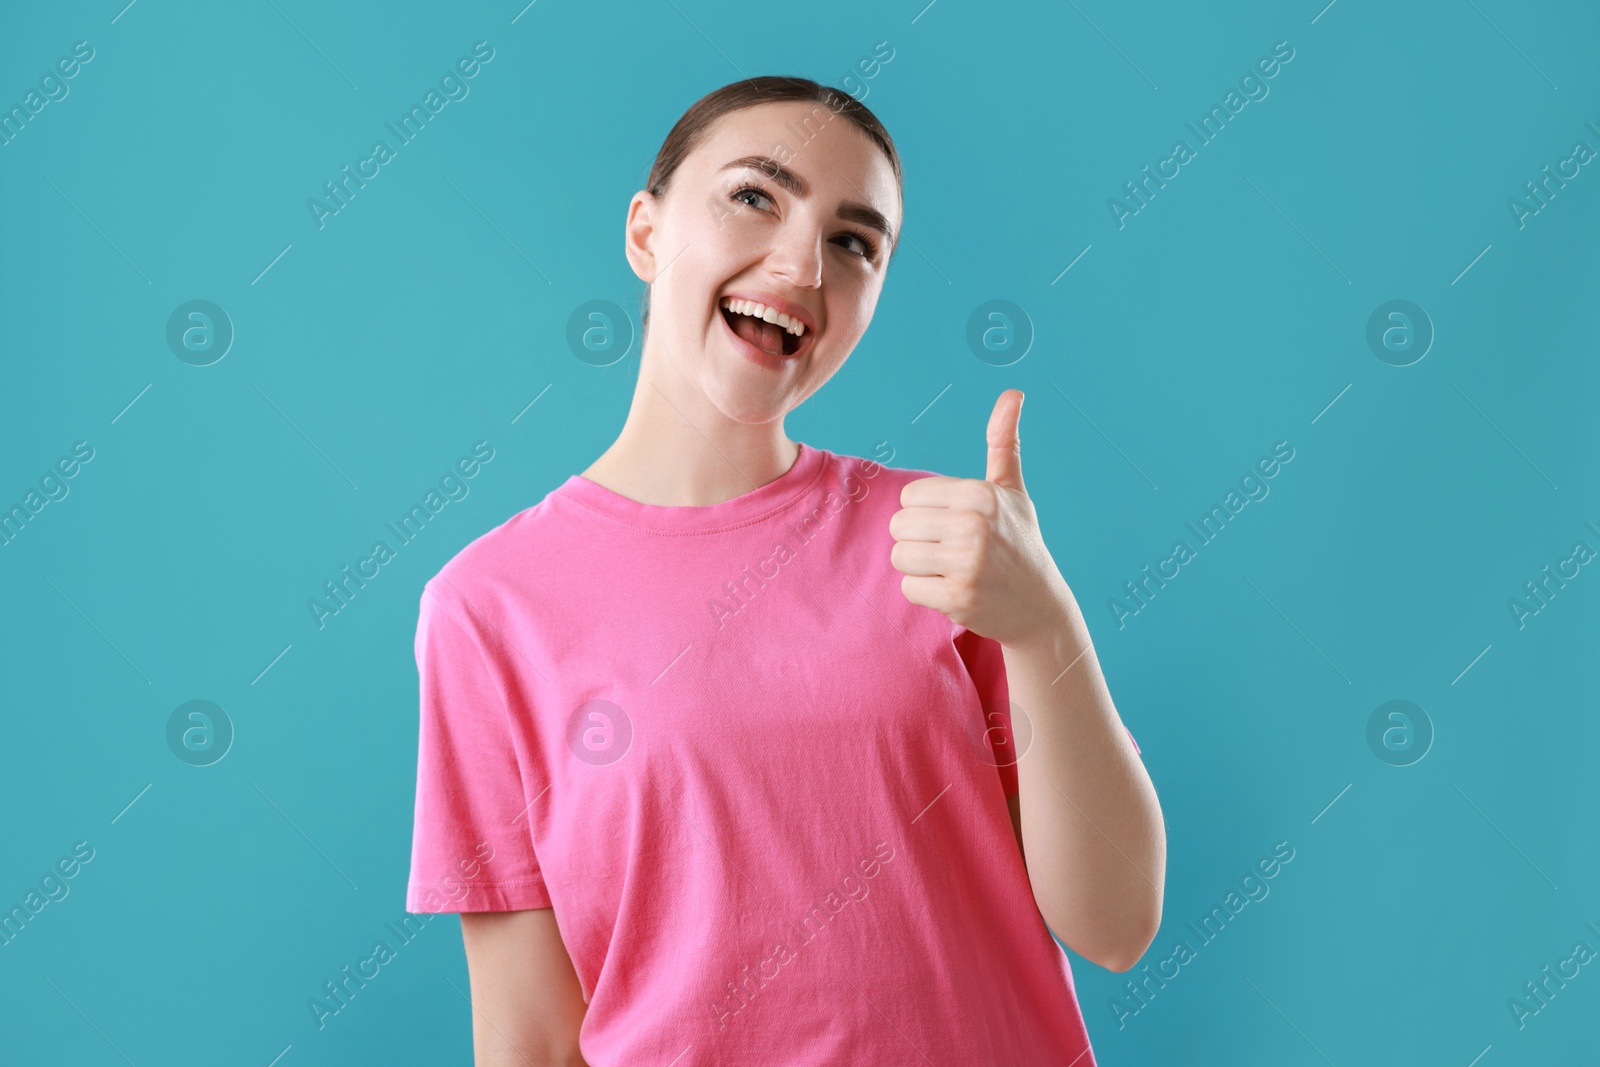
[827,288,878,343]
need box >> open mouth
[719,299,809,358]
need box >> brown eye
[837,229,877,259]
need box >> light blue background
[2,1,1597,1063]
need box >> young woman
[406,76,1164,1066]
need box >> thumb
[985,389,1026,494]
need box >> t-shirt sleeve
[406,582,553,913]
[954,627,1023,799]
[953,627,1141,802]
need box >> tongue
[729,310,786,356]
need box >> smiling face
[625,99,903,425]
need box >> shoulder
[418,495,562,614]
[816,446,948,506]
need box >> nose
[768,215,823,289]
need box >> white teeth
[721,297,806,337]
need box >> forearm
[1001,582,1165,972]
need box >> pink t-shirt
[406,442,1135,1065]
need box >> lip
[720,290,818,337]
[718,290,817,368]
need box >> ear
[624,190,660,284]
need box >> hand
[889,389,1071,648]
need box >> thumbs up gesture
[890,389,1072,648]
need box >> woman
[406,75,1164,1065]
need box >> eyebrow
[720,155,897,253]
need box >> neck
[581,342,799,507]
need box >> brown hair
[638,76,903,332]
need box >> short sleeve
[953,627,1142,802]
[954,627,1022,798]
[406,582,552,913]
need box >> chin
[713,390,793,426]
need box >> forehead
[689,100,900,219]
